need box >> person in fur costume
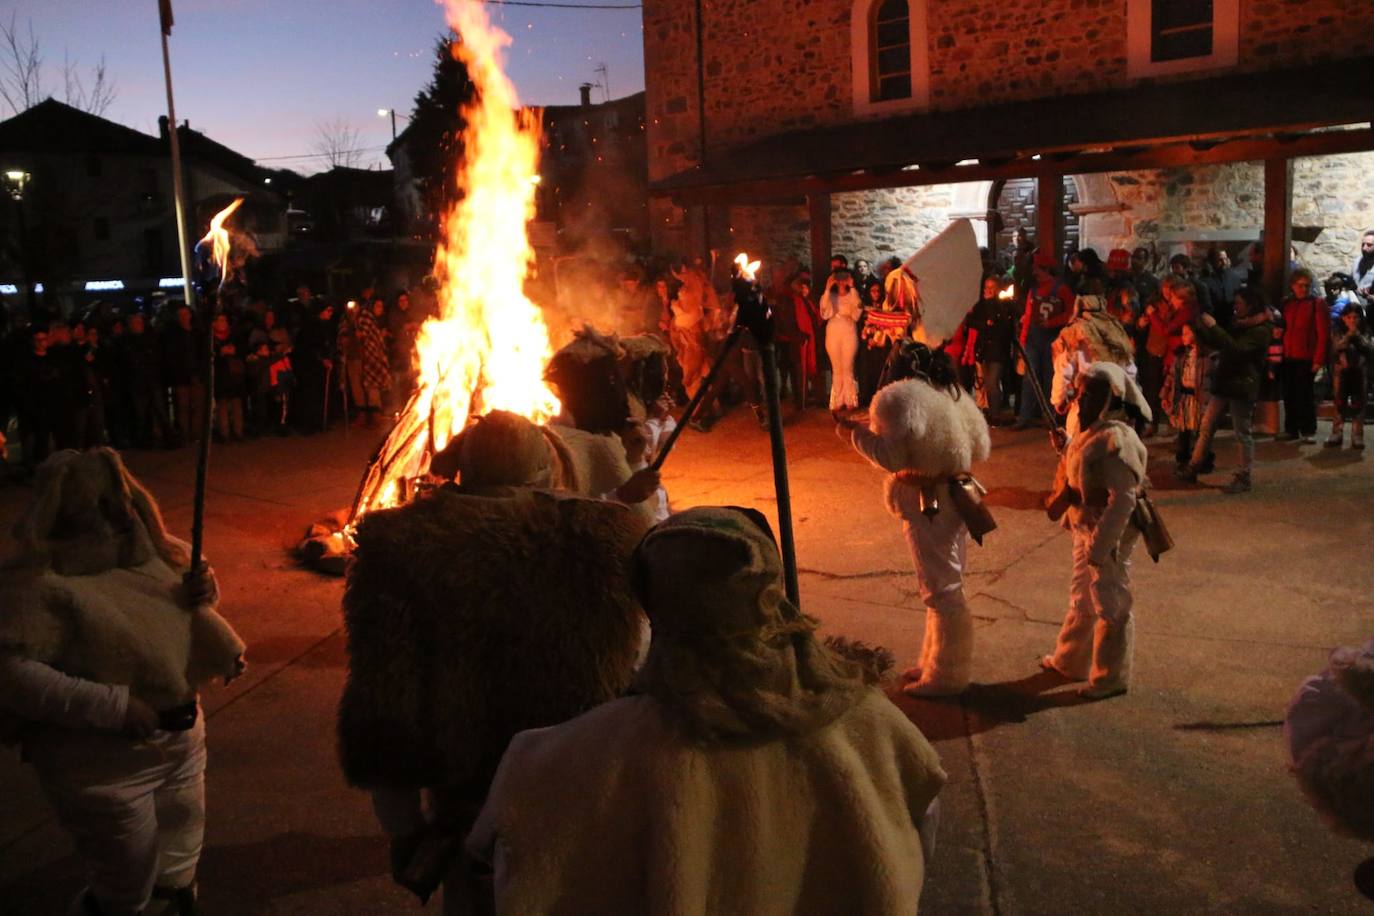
[1285,639,1374,844]
[544,327,661,526]
[0,448,245,916]
[1041,363,1151,700]
[835,342,992,697]
[1050,288,1137,438]
[467,506,947,914]
[338,410,649,912]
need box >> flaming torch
[187,197,243,570]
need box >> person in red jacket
[1012,252,1074,430]
[1277,269,1330,442]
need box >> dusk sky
[7,0,646,173]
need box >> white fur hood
[868,379,990,478]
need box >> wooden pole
[808,192,832,283]
[160,15,212,572]
[1263,157,1294,309]
[1036,172,1063,260]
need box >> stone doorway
[988,176,1081,262]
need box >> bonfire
[348,0,560,526]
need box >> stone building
[643,0,1374,302]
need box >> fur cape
[1286,639,1374,840]
[550,423,659,527]
[468,690,946,915]
[337,487,649,793]
[862,378,990,515]
[0,449,244,710]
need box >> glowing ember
[200,198,243,288]
[350,0,560,522]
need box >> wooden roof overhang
[651,56,1374,207]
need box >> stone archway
[1071,173,1130,257]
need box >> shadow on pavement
[892,670,1087,742]
[982,486,1051,511]
[196,831,389,907]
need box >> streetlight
[3,169,33,312]
[377,108,411,142]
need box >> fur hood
[1064,420,1149,495]
[337,487,648,792]
[0,448,244,709]
[866,380,989,517]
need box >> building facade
[644,0,1374,286]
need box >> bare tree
[312,118,365,170]
[0,14,44,116]
[0,14,118,117]
[63,52,116,117]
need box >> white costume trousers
[895,491,975,692]
[1049,521,1139,689]
[29,717,207,916]
[825,315,859,410]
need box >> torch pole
[759,341,800,605]
[159,14,212,571]
[648,323,745,472]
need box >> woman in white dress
[822,269,863,410]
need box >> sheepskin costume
[848,376,990,697]
[1043,363,1150,699]
[1286,639,1374,840]
[336,486,649,795]
[467,507,947,914]
[0,449,244,712]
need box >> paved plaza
[2,410,1371,914]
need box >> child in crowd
[1325,304,1369,450]
[1162,323,1212,471]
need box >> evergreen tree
[403,35,476,235]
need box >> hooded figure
[1285,638,1374,841]
[1050,294,1138,437]
[467,507,946,914]
[0,448,244,916]
[837,343,992,697]
[338,410,649,911]
[1041,362,1151,700]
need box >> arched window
[851,0,927,116]
[872,0,912,102]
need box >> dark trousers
[1281,359,1317,436]
[1018,327,1056,421]
[129,383,170,446]
[1140,354,1165,426]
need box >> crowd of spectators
[0,284,431,478]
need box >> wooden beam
[660,127,1374,207]
[808,192,832,287]
[1036,173,1063,260]
[1263,157,1294,309]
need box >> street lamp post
[3,169,33,314]
[378,108,410,142]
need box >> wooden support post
[808,192,832,284]
[1036,172,1063,261]
[1263,157,1294,309]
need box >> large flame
[200,197,243,288]
[350,0,559,521]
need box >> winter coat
[468,689,945,916]
[117,331,162,393]
[1197,312,1272,400]
[159,323,202,387]
[337,488,648,794]
[353,310,391,392]
[968,296,1015,364]
[1281,295,1331,365]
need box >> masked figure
[822,269,863,410]
[468,507,946,914]
[838,343,992,697]
[1042,363,1151,700]
[338,410,649,913]
[0,448,245,916]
